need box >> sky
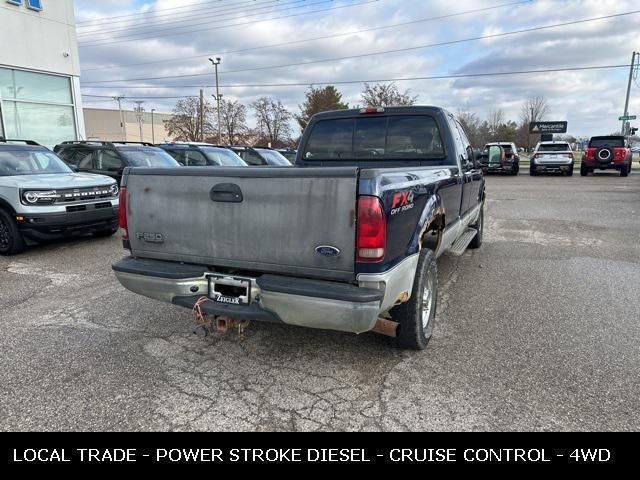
[75,0,640,138]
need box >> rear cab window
[303,115,447,162]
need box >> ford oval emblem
[315,246,341,257]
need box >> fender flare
[0,196,17,215]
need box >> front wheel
[0,209,26,256]
[390,249,438,350]
[620,164,630,177]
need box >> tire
[94,227,118,238]
[0,209,26,256]
[580,163,588,176]
[567,165,574,177]
[530,165,537,176]
[620,164,629,177]
[468,202,484,249]
[512,164,518,175]
[390,249,438,350]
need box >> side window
[455,121,474,164]
[77,150,95,169]
[164,149,186,165]
[96,149,123,170]
[449,115,466,160]
[242,151,264,166]
[185,150,207,166]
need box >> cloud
[76,0,640,137]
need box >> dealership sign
[529,121,568,134]
[6,0,42,12]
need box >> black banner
[529,121,568,134]
[1,432,636,471]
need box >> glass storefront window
[0,67,77,147]
[3,101,76,148]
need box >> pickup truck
[112,107,486,350]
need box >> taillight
[614,148,627,161]
[584,148,596,160]
[118,187,128,239]
[356,196,386,262]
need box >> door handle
[210,183,243,203]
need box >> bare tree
[164,97,214,141]
[457,104,481,147]
[488,109,505,139]
[219,99,248,145]
[251,97,293,147]
[360,82,418,107]
[519,96,549,151]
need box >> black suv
[54,141,180,183]
[227,146,291,166]
[156,143,247,167]
[276,148,297,162]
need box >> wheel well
[420,213,444,252]
[0,198,17,215]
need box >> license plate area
[208,275,251,305]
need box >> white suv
[531,141,574,176]
[0,139,119,255]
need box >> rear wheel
[567,165,574,177]
[390,249,437,350]
[0,209,25,256]
[94,227,118,238]
[580,163,588,176]
[620,164,629,177]
[530,165,537,176]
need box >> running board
[447,228,478,256]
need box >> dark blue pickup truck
[112,106,486,349]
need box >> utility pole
[151,109,156,144]
[113,96,126,141]
[133,100,145,142]
[209,57,222,144]
[622,51,639,137]
[199,89,204,141]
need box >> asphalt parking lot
[1,164,639,432]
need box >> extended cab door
[455,120,483,214]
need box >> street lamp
[113,96,126,141]
[209,57,222,144]
[150,109,156,144]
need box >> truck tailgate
[124,167,359,281]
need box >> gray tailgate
[125,167,359,281]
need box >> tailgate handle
[210,183,243,203]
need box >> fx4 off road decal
[390,190,415,216]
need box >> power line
[77,0,256,25]
[81,0,530,73]
[81,10,640,84]
[79,0,380,48]
[77,0,303,38]
[79,63,633,92]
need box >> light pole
[209,57,222,144]
[150,109,156,144]
[133,100,145,142]
[622,51,639,137]
[113,95,126,141]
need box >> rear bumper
[112,256,385,334]
[582,160,629,170]
[17,206,119,241]
[532,161,573,171]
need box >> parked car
[228,146,292,166]
[0,139,119,255]
[530,141,574,176]
[112,106,487,350]
[156,143,247,167]
[477,142,520,175]
[580,136,632,177]
[54,141,180,184]
[276,148,297,162]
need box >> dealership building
[0,0,84,147]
